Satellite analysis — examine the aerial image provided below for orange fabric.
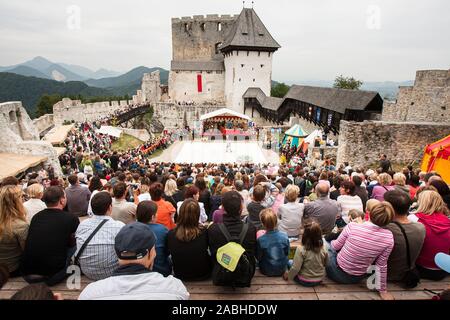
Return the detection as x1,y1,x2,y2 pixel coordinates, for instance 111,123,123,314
154,199,176,230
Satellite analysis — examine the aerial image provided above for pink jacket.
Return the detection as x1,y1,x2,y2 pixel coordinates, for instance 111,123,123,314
416,212,450,270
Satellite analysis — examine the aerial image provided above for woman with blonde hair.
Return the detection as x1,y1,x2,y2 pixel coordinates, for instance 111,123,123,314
393,172,410,195
277,184,304,237
371,173,395,201
409,190,450,280
0,185,29,276
23,183,46,221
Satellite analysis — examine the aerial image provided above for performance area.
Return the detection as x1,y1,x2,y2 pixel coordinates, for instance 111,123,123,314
153,140,280,164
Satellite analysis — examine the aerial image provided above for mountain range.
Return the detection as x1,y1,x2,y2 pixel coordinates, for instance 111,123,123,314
0,56,120,81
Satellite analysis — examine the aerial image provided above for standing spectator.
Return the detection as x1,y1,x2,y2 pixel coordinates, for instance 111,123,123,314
22,186,79,285
409,190,450,280
326,202,395,300
65,174,91,217
379,154,392,173
136,201,172,277
208,191,257,285
371,173,395,201
337,181,363,226
168,199,212,281
277,184,304,238
23,184,46,221
257,209,289,276
384,190,425,284
152,183,176,230
109,151,120,172
284,220,328,287
303,182,340,236
78,222,189,300
75,192,124,280
0,185,29,276
111,182,137,225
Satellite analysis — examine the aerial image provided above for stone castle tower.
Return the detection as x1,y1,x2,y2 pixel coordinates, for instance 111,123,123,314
168,8,280,114
141,70,161,104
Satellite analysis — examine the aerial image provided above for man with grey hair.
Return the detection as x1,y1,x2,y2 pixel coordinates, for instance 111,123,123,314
303,182,340,235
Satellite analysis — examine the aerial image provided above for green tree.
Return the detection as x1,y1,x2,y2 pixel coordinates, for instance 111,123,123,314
333,75,363,90
35,94,63,117
271,82,290,98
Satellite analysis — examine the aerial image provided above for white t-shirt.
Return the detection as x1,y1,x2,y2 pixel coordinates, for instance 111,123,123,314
24,199,47,221
337,195,363,224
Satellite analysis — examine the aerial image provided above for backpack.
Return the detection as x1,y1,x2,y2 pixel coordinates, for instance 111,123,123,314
214,223,253,288
392,222,420,288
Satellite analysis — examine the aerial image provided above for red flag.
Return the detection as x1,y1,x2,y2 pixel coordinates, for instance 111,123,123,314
197,74,202,93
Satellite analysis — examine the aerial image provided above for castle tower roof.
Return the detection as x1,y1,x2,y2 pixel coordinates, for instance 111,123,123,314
220,8,280,53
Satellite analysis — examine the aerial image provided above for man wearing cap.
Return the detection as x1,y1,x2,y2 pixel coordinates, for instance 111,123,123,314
78,222,189,300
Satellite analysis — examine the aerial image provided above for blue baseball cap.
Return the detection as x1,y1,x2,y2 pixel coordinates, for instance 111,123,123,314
114,222,156,260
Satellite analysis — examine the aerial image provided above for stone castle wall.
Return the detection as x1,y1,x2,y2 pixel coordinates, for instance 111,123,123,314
382,70,450,122
0,102,62,176
154,102,222,129
171,14,236,62
336,120,450,168
33,113,55,136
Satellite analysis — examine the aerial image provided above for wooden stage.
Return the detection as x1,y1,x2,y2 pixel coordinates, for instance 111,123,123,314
1,270,448,300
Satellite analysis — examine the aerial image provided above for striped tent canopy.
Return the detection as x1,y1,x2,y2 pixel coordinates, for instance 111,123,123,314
282,124,308,148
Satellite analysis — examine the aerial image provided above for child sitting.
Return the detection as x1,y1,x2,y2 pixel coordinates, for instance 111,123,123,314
257,209,290,276
348,209,365,224
283,219,328,286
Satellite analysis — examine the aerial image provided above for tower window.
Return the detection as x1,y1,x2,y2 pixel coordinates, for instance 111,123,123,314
200,23,206,31
241,64,244,68
258,52,261,57
236,51,239,56
253,79,255,82
184,23,190,32
239,78,241,82
261,64,264,68
268,52,271,57
217,22,222,31
247,51,249,56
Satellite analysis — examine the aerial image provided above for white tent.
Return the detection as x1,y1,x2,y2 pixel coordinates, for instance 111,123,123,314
200,108,251,121
304,129,323,145
96,126,123,138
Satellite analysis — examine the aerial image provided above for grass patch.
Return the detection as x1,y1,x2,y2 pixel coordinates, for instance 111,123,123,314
147,148,164,159
111,134,143,151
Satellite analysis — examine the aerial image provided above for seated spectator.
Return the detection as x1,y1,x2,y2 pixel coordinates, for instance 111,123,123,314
22,186,79,286
0,185,29,277
429,179,450,211
65,174,92,217
163,178,178,208
371,173,395,201
277,184,304,237
409,175,421,200
348,209,365,224
78,222,189,300
352,175,368,212
168,199,212,281
195,177,212,219
337,181,363,226
409,190,450,280
0,264,8,289
303,182,339,236
137,178,152,203
176,186,208,224
235,180,250,216
136,201,172,277
393,173,410,195
152,183,176,230
75,192,125,280
247,184,266,230
270,183,285,215
384,190,425,285
212,186,233,224
208,191,257,286
257,209,289,276
284,220,328,287
172,177,186,205
10,283,62,300
23,184,46,221
210,183,225,214
326,201,395,300
111,182,137,225
364,199,380,221
87,176,104,216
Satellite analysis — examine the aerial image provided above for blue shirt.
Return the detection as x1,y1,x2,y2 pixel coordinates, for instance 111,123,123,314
257,230,290,276
147,223,172,277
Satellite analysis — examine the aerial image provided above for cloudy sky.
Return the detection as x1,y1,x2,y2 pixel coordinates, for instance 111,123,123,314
0,0,449,82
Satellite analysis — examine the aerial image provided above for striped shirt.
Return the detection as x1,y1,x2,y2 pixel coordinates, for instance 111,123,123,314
75,215,125,280
331,222,394,292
